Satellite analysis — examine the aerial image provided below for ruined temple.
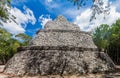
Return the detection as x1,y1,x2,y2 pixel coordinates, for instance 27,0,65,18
3,16,115,76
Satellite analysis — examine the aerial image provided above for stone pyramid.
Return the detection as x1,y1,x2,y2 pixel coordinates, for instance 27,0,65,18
4,16,115,76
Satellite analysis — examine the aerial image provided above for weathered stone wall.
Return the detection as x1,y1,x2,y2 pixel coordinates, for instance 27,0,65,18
4,46,114,76
30,30,97,48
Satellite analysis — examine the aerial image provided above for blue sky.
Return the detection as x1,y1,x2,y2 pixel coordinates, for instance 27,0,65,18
1,0,120,37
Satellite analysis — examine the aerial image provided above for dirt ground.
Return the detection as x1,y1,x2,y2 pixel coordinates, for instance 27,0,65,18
0,65,120,78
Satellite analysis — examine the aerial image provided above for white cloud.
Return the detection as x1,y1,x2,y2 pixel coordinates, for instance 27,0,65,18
47,0,53,3
39,15,52,28
62,8,82,19
40,0,81,19
74,8,92,31
44,0,59,9
1,6,36,34
11,0,27,5
2,21,25,34
74,1,120,31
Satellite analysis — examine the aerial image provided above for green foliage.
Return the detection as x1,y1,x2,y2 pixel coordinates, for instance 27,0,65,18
0,27,32,64
15,33,32,46
92,24,110,50
0,27,14,64
108,20,120,64
0,7,8,19
0,0,12,25
92,19,120,50
92,19,120,64
109,19,120,46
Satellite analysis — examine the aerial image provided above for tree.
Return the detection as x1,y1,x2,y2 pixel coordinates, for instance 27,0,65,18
0,27,16,64
15,33,32,46
0,0,10,20
107,19,120,64
0,0,16,25
92,19,120,65
92,24,110,51
0,27,32,64
68,0,110,21
109,19,120,46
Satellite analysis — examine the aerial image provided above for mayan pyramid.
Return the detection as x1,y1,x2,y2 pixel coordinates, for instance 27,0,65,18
3,16,115,76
